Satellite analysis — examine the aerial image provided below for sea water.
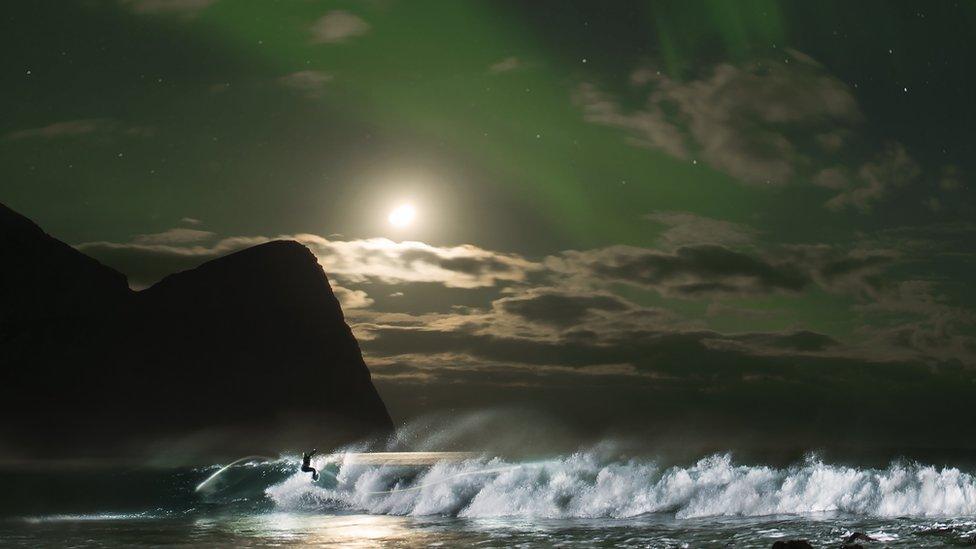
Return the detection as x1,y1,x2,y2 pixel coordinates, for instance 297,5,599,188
2,450,976,547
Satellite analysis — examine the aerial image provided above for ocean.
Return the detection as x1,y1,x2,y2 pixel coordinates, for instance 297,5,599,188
2,450,976,547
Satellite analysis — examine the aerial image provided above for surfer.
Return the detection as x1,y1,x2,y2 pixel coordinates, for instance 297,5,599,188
301,449,319,481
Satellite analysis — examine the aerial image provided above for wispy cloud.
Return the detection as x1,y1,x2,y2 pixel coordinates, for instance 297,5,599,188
6,118,155,140
489,56,522,73
78,234,541,290
120,0,218,15
574,50,931,212
278,70,333,98
310,10,371,44
7,119,109,140
132,228,215,245
825,143,921,211
330,281,374,309
645,211,758,248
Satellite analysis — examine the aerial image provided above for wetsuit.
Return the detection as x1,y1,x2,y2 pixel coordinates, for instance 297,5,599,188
301,449,319,481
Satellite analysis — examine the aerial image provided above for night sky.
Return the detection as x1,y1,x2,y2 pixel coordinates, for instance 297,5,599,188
4,1,976,455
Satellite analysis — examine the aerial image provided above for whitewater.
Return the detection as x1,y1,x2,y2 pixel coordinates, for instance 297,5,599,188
6,448,976,547
263,450,976,519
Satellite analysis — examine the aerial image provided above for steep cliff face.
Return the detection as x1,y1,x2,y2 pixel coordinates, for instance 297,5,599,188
0,204,392,460
129,240,394,443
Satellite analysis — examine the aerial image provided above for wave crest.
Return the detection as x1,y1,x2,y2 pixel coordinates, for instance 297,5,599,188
262,451,976,519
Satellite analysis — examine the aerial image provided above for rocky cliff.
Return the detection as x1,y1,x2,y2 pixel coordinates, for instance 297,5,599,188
0,203,393,461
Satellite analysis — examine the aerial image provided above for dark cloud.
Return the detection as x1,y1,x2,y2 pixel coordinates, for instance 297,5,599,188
720,331,841,354
550,244,810,298
359,314,974,448
363,323,839,375
494,290,631,328
779,245,897,299
356,275,976,452
399,249,518,277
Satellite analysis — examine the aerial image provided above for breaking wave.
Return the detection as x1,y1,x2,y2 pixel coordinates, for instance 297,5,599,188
261,451,976,519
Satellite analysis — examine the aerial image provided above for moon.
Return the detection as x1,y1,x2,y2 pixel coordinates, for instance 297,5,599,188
388,204,416,228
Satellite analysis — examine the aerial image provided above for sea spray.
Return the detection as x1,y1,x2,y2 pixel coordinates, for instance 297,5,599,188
264,451,976,519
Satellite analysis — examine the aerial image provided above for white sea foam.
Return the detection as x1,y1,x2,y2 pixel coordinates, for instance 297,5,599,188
22,512,159,523
265,451,976,519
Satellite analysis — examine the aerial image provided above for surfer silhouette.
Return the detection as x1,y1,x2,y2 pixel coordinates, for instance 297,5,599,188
301,449,319,481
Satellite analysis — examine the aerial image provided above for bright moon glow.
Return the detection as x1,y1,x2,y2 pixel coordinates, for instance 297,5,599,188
388,204,416,228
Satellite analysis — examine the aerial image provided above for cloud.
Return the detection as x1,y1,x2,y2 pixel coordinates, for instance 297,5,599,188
717,330,840,354
493,289,633,329
358,288,697,366
310,10,371,44
940,165,963,191
825,143,921,211
645,211,758,248
298,235,542,289
856,221,976,259
575,50,927,211
76,236,269,289
359,310,976,450
781,244,896,299
75,227,973,370
278,70,333,98
361,319,864,377
577,51,860,185
330,282,374,309
6,119,155,140
132,228,215,245
541,240,902,302
574,82,689,160
78,234,541,290
345,239,974,408
489,57,522,73
354,280,972,406
812,167,850,190
548,244,809,298
852,280,976,364
120,0,218,14
6,119,110,140
80,227,902,305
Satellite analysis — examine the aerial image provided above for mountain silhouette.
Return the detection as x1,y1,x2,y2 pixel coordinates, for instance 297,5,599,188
0,203,392,462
